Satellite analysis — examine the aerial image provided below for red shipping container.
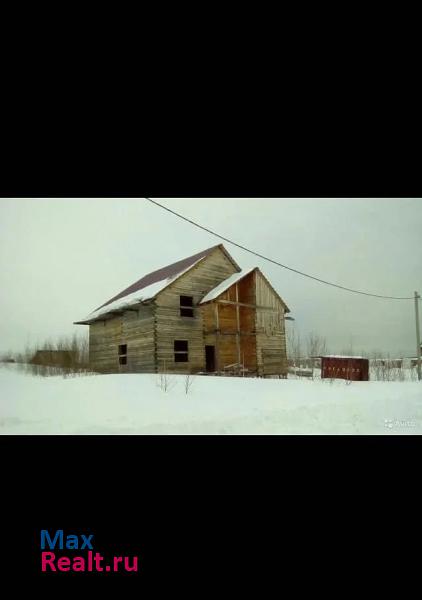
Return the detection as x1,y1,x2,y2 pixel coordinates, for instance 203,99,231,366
321,356,369,381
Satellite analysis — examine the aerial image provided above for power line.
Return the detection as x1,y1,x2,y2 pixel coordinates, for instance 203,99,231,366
145,198,415,301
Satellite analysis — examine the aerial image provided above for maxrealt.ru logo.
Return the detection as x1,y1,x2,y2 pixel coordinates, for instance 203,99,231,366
40,530,139,573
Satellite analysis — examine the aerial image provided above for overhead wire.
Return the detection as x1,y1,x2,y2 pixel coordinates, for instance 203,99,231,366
145,198,415,301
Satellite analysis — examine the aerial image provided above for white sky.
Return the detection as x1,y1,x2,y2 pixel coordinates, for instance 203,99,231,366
0,198,421,357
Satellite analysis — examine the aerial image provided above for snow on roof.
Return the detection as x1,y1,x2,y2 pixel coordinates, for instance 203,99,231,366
75,257,206,324
95,245,224,312
199,268,256,304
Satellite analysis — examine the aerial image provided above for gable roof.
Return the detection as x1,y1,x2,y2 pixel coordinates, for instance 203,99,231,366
74,244,240,324
200,266,290,312
199,267,256,304
255,268,290,313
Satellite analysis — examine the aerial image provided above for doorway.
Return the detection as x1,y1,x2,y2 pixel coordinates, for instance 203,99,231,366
205,345,215,372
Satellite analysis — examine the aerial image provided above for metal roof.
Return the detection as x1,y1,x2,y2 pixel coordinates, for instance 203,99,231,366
74,244,241,324
95,244,239,312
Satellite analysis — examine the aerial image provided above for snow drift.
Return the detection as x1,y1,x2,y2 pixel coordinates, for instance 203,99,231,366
0,364,421,435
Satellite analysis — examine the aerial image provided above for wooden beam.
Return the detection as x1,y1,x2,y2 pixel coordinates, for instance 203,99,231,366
217,299,280,312
215,303,220,371
206,331,256,336
235,283,241,365
252,268,258,375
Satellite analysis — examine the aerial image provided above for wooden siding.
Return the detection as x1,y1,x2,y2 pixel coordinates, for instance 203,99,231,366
89,304,155,373
255,270,287,376
201,270,257,372
202,303,216,335
155,246,239,373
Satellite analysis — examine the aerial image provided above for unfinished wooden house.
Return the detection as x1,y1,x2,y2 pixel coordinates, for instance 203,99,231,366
74,244,290,376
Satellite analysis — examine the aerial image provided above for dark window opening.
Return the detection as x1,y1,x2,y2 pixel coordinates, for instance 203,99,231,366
174,340,189,362
174,340,188,351
180,295,194,317
118,343,127,366
175,353,188,362
180,296,193,306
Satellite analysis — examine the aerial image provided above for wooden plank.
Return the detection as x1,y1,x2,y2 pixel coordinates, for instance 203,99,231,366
235,282,241,365
89,306,156,373
217,300,280,311
154,246,238,373
254,270,288,376
215,303,220,371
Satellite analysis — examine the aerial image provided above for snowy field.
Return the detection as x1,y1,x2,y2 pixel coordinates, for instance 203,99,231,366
1,364,421,434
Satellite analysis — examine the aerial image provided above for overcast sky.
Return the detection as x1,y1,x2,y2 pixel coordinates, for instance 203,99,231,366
0,198,421,357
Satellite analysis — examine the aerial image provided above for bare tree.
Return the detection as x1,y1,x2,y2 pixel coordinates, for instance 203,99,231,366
184,373,195,395
286,325,302,368
156,360,176,392
367,350,408,382
0,349,15,363
306,332,328,366
13,332,92,376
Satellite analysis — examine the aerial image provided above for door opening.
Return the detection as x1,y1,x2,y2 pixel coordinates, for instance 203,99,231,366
205,345,215,372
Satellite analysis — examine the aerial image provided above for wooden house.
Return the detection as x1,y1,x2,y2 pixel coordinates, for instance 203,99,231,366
30,349,77,367
74,244,290,376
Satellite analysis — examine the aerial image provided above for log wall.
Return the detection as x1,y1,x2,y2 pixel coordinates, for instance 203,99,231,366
89,304,155,373
255,271,287,376
155,247,238,373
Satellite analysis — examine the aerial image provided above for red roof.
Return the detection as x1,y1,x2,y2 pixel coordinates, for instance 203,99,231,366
96,244,239,311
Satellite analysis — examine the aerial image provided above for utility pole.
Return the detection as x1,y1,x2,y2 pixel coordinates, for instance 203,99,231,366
415,291,421,381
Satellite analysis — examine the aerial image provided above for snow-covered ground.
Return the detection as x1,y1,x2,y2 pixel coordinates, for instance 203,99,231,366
0,364,421,434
